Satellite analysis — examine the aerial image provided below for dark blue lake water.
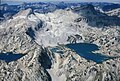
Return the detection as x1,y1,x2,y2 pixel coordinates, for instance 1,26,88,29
51,43,115,63
66,43,113,63
0,52,24,63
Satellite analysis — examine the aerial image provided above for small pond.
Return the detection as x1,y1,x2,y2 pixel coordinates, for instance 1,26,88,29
0,52,24,63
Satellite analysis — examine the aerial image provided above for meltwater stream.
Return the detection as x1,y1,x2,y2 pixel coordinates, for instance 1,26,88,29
0,52,24,63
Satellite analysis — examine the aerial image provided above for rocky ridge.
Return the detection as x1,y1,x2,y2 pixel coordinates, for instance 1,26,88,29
105,8,120,17
0,9,52,81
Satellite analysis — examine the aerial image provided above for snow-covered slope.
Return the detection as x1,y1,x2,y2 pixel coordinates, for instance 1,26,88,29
33,6,120,48
34,9,83,46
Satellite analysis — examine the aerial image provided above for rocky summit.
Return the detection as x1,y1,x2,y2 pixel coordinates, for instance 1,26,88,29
0,2,120,81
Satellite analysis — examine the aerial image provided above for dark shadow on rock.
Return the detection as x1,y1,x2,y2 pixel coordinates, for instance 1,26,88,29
39,48,52,69
38,48,52,81
26,21,43,40
26,27,35,40
86,15,120,27
34,21,43,31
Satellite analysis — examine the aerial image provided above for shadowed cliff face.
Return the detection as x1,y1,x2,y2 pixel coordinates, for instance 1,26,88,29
39,48,52,69
26,27,36,40
26,21,43,40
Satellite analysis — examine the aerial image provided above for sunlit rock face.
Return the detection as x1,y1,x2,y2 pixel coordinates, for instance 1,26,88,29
0,3,120,81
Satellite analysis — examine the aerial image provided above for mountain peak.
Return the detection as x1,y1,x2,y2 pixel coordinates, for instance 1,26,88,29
80,4,95,10
72,4,97,16
13,8,33,18
72,4,95,11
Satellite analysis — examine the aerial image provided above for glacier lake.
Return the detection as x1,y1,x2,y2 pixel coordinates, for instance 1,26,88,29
0,52,24,63
66,43,115,63
51,43,116,63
